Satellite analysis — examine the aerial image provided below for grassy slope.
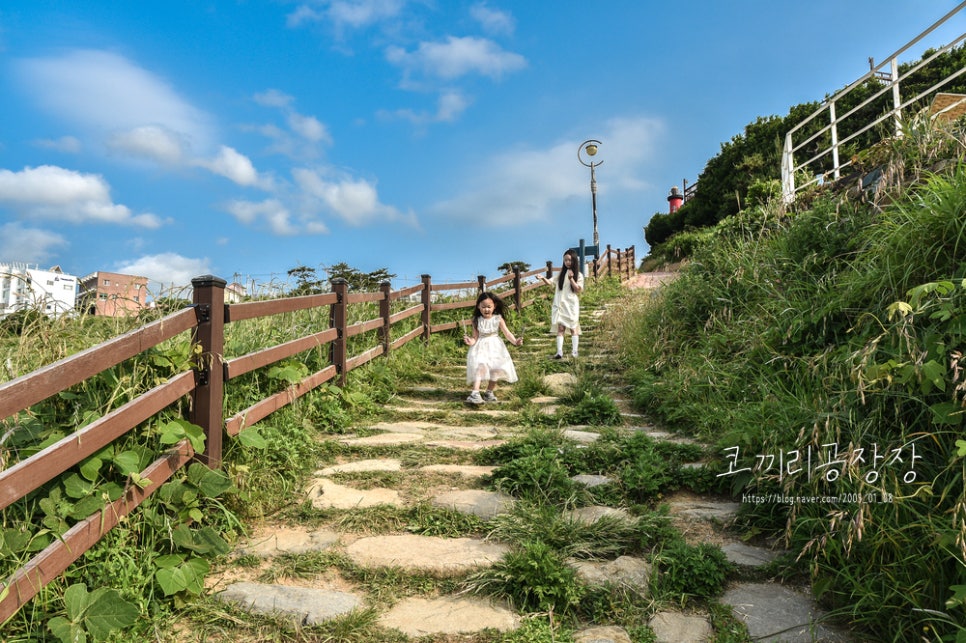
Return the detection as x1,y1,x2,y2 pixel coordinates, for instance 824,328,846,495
617,119,966,640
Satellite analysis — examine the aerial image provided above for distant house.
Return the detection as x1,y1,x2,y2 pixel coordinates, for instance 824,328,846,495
78,271,149,317
0,263,79,318
226,282,248,303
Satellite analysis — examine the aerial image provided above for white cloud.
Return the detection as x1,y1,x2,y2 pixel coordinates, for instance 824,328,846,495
251,89,332,159
288,112,330,143
225,198,306,236
0,165,163,228
33,136,82,154
193,146,263,187
471,3,515,36
254,89,294,108
287,0,405,30
0,223,68,264
431,115,664,226
379,90,471,125
16,49,215,152
114,253,212,292
107,125,187,164
293,167,417,227
386,36,526,81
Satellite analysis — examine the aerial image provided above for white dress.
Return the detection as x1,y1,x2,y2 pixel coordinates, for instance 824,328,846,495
550,271,583,334
466,315,518,384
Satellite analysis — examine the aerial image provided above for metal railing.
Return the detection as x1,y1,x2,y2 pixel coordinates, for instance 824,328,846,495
782,2,966,203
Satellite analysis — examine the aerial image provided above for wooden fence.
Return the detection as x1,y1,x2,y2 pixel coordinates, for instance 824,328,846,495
0,246,635,621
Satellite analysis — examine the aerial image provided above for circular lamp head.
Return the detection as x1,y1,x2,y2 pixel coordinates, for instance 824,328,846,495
585,143,598,156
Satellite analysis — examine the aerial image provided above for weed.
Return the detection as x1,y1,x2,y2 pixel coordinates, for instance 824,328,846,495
652,541,734,603
466,540,584,615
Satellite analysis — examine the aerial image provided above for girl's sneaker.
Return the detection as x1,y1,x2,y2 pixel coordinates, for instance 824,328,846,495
466,391,484,405
483,391,497,402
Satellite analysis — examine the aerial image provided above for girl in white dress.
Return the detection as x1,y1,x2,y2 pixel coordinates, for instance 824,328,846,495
464,291,523,404
539,249,584,359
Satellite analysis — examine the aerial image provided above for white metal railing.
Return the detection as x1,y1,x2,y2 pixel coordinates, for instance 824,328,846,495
782,2,966,203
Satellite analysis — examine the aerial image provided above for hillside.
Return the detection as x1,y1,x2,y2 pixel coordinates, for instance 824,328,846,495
616,114,966,640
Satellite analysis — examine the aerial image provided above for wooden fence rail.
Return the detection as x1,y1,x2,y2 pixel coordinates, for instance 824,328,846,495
0,246,633,622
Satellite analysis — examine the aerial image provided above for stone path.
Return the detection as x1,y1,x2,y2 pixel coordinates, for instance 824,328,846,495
208,283,856,642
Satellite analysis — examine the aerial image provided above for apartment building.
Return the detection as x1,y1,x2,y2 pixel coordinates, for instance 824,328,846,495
0,263,78,318
78,271,148,317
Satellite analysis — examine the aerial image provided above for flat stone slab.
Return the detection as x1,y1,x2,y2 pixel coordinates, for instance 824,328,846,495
543,373,578,395
574,625,633,643
345,534,509,575
425,439,505,451
564,429,600,443
341,432,424,447
217,582,360,625
722,582,851,642
721,541,780,567
318,458,401,475
378,596,519,636
305,478,402,509
235,527,340,558
668,499,740,523
565,505,632,524
648,611,713,642
421,464,496,478
572,474,612,488
432,489,515,519
530,396,560,405
570,555,651,592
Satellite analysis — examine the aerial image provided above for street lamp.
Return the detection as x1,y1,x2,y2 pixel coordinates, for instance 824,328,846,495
577,139,602,249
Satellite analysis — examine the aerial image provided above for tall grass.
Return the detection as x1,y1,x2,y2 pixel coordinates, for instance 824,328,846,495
605,117,966,640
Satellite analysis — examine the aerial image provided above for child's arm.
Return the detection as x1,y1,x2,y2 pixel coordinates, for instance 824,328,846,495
463,324,479,345
570,271,583,294
499,317,524,346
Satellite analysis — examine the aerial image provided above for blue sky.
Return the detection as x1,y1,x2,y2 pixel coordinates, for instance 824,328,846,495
1,1,964,294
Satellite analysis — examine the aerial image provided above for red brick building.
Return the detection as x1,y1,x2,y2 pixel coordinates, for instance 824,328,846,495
78,271,149,317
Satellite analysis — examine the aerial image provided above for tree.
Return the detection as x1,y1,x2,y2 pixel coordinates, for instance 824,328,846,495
498,261,530,275
324,263,396,291
287,265,326,296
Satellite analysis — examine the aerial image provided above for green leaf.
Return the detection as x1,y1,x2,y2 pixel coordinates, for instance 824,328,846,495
156,556,209,596
171,524,230,555
238,426,267,449
956,439,966,457
64,473,96,499
112,450,144,475
187,463,232,497
83,587,138,639
48,616,86,643
930,402,963,426
920,359,946,394
67,494,106,521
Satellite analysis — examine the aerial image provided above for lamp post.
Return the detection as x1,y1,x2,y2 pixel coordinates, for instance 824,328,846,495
577,139,602,249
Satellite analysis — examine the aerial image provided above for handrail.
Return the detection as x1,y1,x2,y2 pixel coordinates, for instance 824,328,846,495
781,3,966,202
0,247,636,622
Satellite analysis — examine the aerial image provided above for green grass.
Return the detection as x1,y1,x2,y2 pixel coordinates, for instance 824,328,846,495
605,117,966,641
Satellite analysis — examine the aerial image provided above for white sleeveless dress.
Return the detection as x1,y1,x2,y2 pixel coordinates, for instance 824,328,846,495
466,315,518,384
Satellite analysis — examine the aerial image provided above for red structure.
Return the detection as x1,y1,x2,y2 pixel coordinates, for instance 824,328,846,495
667,186,684,213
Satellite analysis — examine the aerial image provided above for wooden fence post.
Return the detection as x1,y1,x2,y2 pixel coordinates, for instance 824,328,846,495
421,274,432,341
477,275,486,293
190,275,226,469
546,260,553,280
379,281,391,355
606,245,613,277
512,267,522,313
330,278,348,384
